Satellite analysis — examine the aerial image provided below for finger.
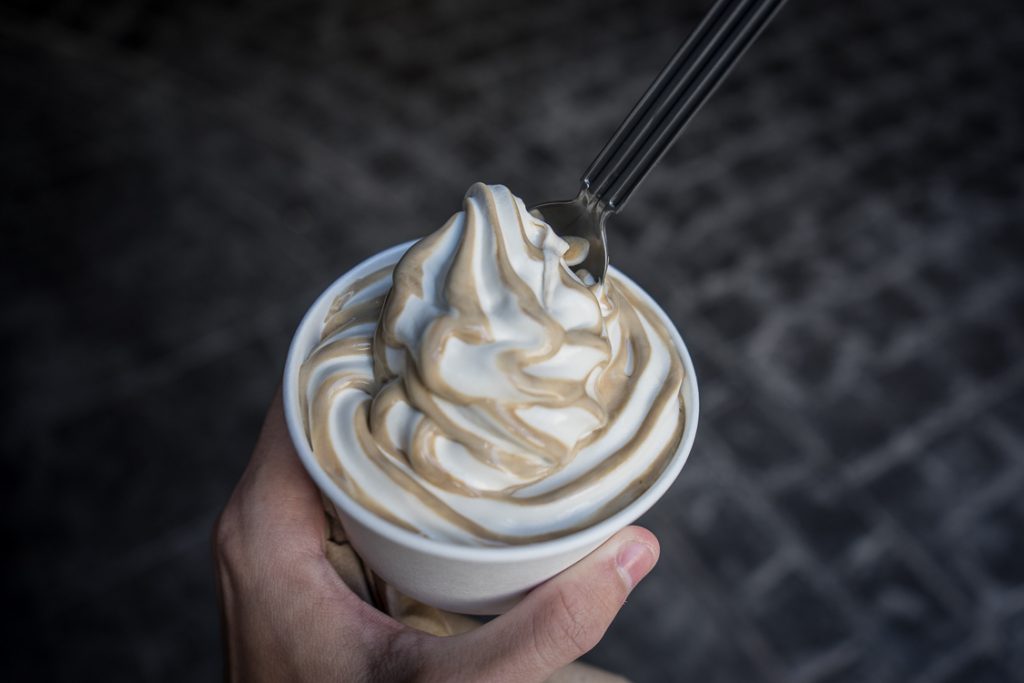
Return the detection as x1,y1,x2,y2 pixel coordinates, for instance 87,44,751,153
221,389,325,555
439,526,659,682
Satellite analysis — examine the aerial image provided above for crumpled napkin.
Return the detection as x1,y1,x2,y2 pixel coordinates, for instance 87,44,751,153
323,509,628,682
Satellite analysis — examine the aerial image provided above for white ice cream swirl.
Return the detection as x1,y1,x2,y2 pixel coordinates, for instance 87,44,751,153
300,183,685,545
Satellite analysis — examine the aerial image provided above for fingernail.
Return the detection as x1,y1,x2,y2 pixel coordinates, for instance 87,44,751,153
616,541,656,590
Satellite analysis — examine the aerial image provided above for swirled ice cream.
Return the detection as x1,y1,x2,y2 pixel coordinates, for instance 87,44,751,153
299,183,686,545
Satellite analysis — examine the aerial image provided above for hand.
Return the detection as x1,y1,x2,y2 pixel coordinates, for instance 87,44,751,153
214,392,659,682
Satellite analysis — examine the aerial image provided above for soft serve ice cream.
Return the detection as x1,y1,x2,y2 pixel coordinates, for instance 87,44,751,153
299,183,686,545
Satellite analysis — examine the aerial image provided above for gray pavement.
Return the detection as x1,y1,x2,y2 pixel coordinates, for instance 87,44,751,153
2,0,1023,680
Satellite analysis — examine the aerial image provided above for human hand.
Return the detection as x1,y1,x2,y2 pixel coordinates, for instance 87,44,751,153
214,393,659,682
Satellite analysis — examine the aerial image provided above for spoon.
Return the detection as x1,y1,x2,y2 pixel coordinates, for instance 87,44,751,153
533,0,788,284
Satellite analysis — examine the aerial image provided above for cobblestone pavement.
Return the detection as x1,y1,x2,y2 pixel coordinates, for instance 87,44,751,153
3,0,1023,680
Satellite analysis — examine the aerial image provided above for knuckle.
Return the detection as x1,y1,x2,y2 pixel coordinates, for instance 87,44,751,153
211,510,231,555
212,508,233,547
535,586,602,666
212,505,244,567
369,628,428,682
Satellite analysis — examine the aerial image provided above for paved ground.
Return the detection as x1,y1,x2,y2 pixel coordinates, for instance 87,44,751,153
3,0,1023,680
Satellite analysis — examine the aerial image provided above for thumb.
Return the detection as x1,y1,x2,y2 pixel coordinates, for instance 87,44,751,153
443,526,659,683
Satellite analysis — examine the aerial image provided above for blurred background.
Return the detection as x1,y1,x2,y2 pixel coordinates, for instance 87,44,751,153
3,0,1023,680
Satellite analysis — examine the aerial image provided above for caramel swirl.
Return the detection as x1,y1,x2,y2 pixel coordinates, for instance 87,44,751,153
300,183,686,545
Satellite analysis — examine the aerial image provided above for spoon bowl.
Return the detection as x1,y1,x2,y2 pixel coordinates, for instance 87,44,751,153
531,190,609,285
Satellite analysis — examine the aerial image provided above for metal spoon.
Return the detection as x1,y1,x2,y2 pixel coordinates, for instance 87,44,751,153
533,0,788,284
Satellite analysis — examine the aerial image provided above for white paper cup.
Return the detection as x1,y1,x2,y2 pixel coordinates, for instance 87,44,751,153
283,241,699,614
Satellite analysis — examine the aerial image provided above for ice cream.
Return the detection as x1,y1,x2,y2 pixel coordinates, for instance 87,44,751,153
299,183,686,545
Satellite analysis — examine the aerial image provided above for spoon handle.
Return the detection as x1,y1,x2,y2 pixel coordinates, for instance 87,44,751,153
583,0,787,212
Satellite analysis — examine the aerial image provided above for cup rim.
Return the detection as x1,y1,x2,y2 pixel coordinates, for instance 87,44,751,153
283,241,699,563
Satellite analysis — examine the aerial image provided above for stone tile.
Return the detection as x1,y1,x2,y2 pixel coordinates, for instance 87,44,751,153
776,477,873,563
939,656,1016,683
837,285,926,352
815,660,872,683
966,498,1024,591
843,543,968,680
678,488,781,588
872,357,953,427
865,429,1009,536
590,574,764,682
750,571,852,668
814,390,894,460
770,320,844,389
947,316,1016,381
993,389,1024,436
1003,610,1024,676
766,257,823,305
697,291,764,341
709,396,807,475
